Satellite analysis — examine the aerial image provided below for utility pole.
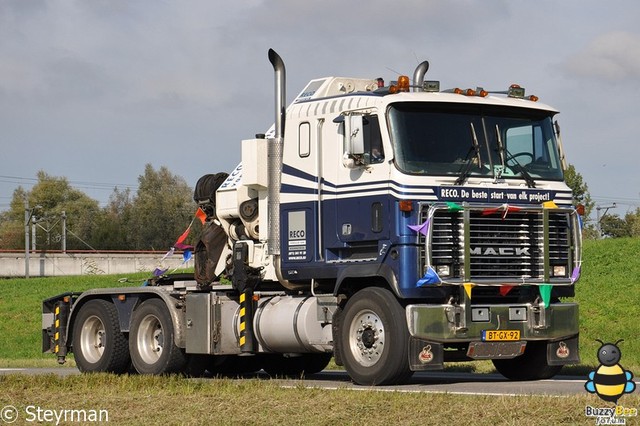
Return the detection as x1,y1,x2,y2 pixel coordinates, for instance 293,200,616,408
32,219,37,251
24,199,42,278
24,198,30,279
596,203,617,239
61,211,67,253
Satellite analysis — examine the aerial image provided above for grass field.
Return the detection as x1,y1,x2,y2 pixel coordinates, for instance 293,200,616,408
2,374,638,425
1,238,639,424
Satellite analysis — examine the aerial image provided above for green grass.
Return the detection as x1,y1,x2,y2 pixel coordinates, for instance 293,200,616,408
1,240,640,424
1,238,640,374
1,374,638,425
0,273,146,364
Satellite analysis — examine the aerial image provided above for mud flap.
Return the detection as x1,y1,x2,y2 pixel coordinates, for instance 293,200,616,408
547,336,580,365
409,337,444,371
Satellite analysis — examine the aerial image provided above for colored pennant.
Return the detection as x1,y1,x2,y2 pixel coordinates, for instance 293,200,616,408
408,219,430,236
182,249,193,263
446,202,463,212
196,207,207,225
499,285,515,296
570,265,581,283
482,203,521,219
153,267,168,277
463,283,476,299
161,247,175,261
539,284,553,308
175,226,191,246
174,242,194,251
543,201,558,209
416,266,441,286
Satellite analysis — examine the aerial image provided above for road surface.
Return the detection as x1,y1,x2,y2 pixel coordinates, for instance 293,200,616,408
0,367,590,397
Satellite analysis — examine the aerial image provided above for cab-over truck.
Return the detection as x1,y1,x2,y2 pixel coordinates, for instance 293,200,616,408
43,49,582,385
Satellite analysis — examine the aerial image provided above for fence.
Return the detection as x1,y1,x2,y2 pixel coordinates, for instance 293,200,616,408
0,251,192,278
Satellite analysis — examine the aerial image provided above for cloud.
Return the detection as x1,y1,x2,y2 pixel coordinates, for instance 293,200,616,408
563,31,640,81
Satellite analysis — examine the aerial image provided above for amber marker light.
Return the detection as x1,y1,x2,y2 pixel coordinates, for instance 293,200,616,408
397,75,410,92
399,200,413,212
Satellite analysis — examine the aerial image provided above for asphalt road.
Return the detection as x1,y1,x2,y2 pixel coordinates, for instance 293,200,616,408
0,367,590,396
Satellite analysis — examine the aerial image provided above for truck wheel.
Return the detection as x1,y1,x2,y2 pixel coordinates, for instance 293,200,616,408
72,299,130,373
129,299,187,375
492,341,563,380
339,287,413,385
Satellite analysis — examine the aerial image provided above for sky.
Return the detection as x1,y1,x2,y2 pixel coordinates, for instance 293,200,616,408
1,0,639,219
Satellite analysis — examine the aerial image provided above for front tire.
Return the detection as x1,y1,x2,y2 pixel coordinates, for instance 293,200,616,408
492,341,563,380
339,287,413,385
129,299,187,375
72,299,130,373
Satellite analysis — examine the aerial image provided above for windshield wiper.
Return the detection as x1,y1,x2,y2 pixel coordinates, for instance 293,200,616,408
494,124,506,170
495,124,536,188
455,122,483,185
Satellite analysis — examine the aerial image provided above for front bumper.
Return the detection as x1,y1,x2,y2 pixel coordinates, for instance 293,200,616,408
406,301,579,342
405,301,579,371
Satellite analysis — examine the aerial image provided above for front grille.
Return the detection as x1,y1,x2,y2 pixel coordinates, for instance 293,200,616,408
420,204,575,282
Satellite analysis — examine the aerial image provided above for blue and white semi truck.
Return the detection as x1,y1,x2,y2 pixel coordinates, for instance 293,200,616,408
43,49,582,385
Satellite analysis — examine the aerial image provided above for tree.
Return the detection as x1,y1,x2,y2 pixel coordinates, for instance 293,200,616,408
625,208,640,237
564,164,594,218
90,188,133,250
0,172,101,250
125,164,194,250
599,214,630,238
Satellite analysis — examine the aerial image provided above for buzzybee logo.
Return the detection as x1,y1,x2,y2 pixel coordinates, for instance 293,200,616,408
585,339,636,403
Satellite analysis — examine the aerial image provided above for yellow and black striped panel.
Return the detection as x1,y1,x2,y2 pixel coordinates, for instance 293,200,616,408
239,292,247,347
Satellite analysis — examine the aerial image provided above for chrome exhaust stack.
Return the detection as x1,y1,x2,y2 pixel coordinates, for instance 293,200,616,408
267,48,285,256
413,60,430,92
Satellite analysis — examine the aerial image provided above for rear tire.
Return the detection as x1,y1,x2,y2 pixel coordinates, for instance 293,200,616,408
339,287,413,385
129,299,187,375
492,341,563,380
72,299,130,373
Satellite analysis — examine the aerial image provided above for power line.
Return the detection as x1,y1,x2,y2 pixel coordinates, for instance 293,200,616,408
0,174,138,191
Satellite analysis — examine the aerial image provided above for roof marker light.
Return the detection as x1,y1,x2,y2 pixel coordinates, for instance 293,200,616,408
398,75,410,92
508,84,525,98
423,81,440,92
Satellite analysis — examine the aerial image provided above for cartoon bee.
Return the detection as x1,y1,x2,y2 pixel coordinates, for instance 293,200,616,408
585,339,636,403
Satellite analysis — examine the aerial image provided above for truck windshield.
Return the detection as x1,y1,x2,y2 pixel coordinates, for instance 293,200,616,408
387,102,564,181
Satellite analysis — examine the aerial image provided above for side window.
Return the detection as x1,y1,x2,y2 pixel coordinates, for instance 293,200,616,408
363,115,384,164
299,122,311,158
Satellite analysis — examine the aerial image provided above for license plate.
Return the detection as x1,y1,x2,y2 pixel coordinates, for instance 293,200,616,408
482,330,520,341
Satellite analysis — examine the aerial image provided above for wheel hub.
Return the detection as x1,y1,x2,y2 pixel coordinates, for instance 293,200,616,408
349,310,385,367
81,315,106,364
361,327,376,348
137,315,164,364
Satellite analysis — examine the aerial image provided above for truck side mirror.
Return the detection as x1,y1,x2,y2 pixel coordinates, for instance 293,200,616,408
346,115,365,156
341,115,365,169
